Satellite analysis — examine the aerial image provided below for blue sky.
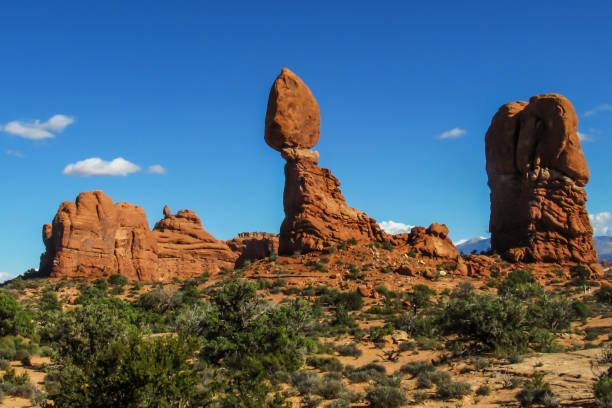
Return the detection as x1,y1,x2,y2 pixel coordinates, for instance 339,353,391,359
1,1,612,279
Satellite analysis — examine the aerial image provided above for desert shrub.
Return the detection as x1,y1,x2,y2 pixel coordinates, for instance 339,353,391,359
108,274,128,286
498,270,543,299
398,340,417,352
381,241,394,251
399,360,434,377
476,384,491,396
333,306,356,328
39,288,62,312
315,376,345,399
436,380,471,400
348,238,358,246
570,265,591,284
516,373,558,407
344,363,388,384
407,284,436,312
134,288,183,314
327,399,350,408
291,370,321,395
346,264,365,281
307,356,343,372
75,285,107,304
46,333,201,407
416,370,451,389
572,301,589,320
452,280,475,298
413,391,429,403
337,291,363,311
594,372,612,407
0,294,34,337
439,290,567,355
597,285,612,304
0,359,9,369
369,323,394,343
365,385,406,408
334,342,362,358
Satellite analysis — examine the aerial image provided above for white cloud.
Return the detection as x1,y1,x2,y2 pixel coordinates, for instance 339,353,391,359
62,157,141,177
590,211,612,236
437,127,466,139
147,164,166,174
0,272,13,283
5,149,25,158
584,104,612,117
2,114,75,140
379,220,414,235
578,131,595,142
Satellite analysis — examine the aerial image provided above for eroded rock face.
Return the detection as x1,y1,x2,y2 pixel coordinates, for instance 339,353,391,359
226,232,279,267
486,93,598,266
152,208,237,280
279,147,387,253
40,191,237,281
265,69,386,254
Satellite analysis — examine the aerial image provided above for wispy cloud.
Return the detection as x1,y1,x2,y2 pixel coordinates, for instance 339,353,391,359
0,272,13,283
578,131,595,142
1,114,75,140
147,164,166,175
62,157,141,177
584,104,612,118
379,220,414,235
437,127,466,139
590,211,612,235
5,149,25,158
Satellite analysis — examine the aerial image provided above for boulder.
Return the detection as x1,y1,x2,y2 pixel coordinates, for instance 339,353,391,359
265,68,320,151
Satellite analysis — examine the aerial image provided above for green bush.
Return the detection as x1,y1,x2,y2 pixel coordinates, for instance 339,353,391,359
597,285,612,304
334,342,362,358
0,294,34,337
436,380,472,400
570,265,591,284
365,385,406,408
476,384,491,396
400,360,434,377
108,274,128,286
515,373,558,407
594,373,612,407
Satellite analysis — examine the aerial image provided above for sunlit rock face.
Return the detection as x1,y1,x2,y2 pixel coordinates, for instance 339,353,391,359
485,93,598,267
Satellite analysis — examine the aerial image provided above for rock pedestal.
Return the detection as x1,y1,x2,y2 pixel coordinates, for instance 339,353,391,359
265,68,386,254
485,93,598,266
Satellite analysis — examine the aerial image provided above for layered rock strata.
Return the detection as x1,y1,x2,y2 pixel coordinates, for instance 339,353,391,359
486,93,599,266
265,68,387,254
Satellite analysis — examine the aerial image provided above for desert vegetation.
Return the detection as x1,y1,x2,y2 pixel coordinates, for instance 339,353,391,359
0,255,610,407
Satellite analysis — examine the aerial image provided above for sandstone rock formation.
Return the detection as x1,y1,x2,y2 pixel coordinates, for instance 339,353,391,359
486,93,599,268
265,68,387,254
153,208,237,280
226,232,279,267
40,191,237,281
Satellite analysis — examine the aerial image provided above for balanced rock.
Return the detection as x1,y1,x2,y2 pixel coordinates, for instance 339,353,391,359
265,68,320,151
40,191,237,281
485,93,598,267
265,69,385,254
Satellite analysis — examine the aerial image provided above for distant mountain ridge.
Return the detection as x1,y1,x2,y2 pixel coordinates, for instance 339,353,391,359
455,236,612,262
